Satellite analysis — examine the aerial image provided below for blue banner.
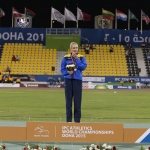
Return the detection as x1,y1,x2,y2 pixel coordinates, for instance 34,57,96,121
32,75,150,84
0,28,46,45
0,28,150,47
105,76,150,83
80,29,150,47
113,85,136,89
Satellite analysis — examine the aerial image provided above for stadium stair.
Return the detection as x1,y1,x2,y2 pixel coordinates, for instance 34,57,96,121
135,48,147,76
125,47,139,76
142,47,150,76
0,43,57,75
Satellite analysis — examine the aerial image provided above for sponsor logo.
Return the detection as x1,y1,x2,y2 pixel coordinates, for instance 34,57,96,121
16,17,30,28
97,16,111,29
117,86,128,89
34,126,49,138
141,78,150,82
128,86,132,89
47,85,61,88
115,78,140,82
27,84,38,87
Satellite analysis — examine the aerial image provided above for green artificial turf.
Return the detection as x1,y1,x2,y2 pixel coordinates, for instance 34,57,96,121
0,88,149,123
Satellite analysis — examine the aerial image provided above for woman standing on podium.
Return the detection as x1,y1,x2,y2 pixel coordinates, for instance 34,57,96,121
60,42,87,123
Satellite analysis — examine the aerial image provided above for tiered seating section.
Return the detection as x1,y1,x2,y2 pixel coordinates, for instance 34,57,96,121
142,47,150,75
125,47,139,76
0,43,57,75
78,44,128,76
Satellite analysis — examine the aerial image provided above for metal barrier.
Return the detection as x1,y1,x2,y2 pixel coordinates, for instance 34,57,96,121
46,28,81,35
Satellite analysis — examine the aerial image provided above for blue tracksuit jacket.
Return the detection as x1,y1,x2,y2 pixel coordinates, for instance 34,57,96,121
60,54,87,80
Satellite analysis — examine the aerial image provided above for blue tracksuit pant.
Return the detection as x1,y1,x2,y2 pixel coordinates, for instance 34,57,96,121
65,78,82,122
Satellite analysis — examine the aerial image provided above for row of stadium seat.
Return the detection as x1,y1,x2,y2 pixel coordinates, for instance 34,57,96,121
78,47,128,76
0,43,128,76
0,44,57,75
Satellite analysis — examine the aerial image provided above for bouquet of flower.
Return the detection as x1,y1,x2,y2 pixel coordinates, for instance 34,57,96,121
0,142,6,150
23,143,60,150
66,63,77,71
79,143,117,150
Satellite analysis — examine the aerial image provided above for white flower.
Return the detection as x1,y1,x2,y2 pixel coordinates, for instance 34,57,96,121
102,143,107,147
91,144,95,147
107,145,112,149
70,64,75,67
89,147,93,150
74,69,77,71
28,145,30,149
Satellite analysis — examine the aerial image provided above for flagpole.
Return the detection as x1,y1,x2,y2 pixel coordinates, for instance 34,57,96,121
51,7,52,28
115,9,117,29
25,7,26,16
128,9,130,30
141,9,142,34
102,8,103,29
64,7,66,28
77,7,78,28
12,7,13,27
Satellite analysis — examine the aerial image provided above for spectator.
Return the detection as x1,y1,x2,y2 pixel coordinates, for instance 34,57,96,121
9,76,14,83
0,72,3,83
15,55,20,61
109,46,114,53
89,44,93,51
85,45,90,54
4,75,9,83
12,55,16,61
125,50,129,56
16,77,21,84
6,66,11,74
129,49,133,55
128,78,131,83
147,52,150,61
120,79,124,86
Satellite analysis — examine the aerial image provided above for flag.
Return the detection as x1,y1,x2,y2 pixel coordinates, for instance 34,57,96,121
65,8,76,21
51,7,64,24
116,10,127,21
77,7,91,21
130,10,138,22
13,8,22,17
102,9,114,20
25,8,36,17
0,8,5,18
142,10,150,25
